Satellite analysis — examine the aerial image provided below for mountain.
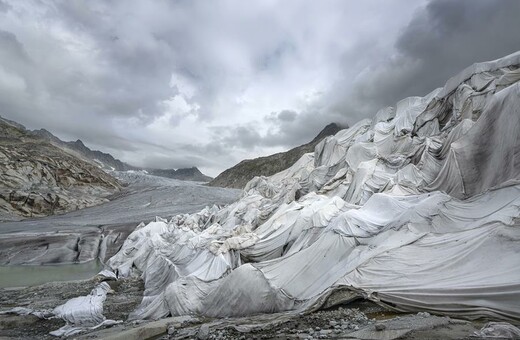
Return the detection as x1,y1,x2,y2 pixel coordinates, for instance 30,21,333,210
33,129,135,171
146,167,213,182
32,128,138,172
32,128,212,182
0,117,121,219
208,123,344,189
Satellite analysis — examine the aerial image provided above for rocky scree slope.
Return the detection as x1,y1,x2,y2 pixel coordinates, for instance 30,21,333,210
209,122,343,189
0,117,121,219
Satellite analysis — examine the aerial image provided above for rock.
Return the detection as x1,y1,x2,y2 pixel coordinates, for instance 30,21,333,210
375,323,386,331
474,322,520,339
0,116,121,219
197,324,210,340
147,167,213,182
208,123,344,189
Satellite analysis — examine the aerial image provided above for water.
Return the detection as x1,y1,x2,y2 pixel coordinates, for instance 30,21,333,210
0,260,104,288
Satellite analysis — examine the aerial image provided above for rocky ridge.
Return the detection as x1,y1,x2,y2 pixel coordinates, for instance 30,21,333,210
33,127,213,182
209,123,343,189
31,129,134,172
0,117,121,219
146,167,212,182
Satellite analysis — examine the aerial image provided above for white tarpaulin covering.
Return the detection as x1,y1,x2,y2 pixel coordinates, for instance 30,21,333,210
107,51,520,322
2,281,121,337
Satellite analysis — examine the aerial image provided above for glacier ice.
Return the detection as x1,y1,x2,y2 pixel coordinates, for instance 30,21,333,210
107,51,520,322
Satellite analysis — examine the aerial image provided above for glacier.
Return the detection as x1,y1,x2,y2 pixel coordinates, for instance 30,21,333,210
106,51,520,324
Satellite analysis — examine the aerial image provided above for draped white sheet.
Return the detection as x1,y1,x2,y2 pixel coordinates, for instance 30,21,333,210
105,51,520,322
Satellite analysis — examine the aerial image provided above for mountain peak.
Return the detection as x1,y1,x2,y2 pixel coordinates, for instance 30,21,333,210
209,122,344,189
311,123,344,144
147,167,213,182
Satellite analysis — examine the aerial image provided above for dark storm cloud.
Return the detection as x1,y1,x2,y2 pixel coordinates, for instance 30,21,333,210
395,0,520,98
328,0,520,124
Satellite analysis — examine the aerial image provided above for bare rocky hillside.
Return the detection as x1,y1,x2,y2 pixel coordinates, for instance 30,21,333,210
0,117,121,219
209,123,343,189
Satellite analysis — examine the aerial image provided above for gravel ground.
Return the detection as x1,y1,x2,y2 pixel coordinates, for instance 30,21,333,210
0,275,144,339
158,303,488,340
0,279,506,340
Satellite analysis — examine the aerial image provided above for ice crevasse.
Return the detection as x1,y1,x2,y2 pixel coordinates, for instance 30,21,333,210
108,51,520,322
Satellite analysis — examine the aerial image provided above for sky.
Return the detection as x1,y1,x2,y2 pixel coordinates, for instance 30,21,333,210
0,0,519,177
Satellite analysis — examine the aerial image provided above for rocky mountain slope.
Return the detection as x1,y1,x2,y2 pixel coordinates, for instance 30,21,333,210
0,117,121,219
33,128,212,182
146,167,212,182
209,123,343,189
101,51,520,325
32,129,134,171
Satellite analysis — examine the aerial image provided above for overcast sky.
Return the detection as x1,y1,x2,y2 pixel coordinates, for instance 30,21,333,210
1,0,519,176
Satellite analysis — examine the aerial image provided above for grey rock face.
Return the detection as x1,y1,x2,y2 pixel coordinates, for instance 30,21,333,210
32,128,135,172
209,123,344,189
197,324,210,339
0,117,121,219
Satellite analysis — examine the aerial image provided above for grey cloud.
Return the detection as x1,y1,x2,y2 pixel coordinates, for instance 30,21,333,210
118,140,237,176
328,0,520,124
0,30,29,63
140,153,210,170
2,2,178,125
217,125,263,150
395,0,520,93
214,107,347,154
0,1,10,13
264,110,298,124
277,110,297,122
0,0,518,176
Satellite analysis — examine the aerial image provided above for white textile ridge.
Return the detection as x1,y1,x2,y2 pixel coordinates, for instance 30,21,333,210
107,51,520,322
